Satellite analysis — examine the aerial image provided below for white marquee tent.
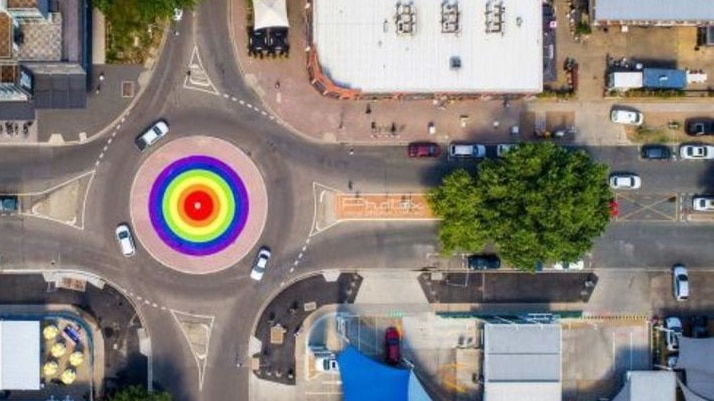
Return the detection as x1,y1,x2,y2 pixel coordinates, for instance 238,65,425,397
253,0,289,30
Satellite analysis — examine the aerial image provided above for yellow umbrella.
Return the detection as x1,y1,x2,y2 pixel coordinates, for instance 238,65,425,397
69,351,84,367
43,361,59,377
60,369,76,385
50,342,66,358
43,325,59,340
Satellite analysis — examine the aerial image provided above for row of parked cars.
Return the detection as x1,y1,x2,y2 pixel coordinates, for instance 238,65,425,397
464,254,585,271
408,142,516,159
610,106,714,137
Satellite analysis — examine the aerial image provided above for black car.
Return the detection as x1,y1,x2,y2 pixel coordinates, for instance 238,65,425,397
467,254,501,270
685,119,714,136
640,144,672,160
691,316,709,338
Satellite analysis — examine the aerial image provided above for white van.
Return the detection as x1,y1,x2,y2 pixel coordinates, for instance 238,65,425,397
448,143,486,158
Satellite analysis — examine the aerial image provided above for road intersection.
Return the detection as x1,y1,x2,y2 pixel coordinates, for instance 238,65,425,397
0,1,712,401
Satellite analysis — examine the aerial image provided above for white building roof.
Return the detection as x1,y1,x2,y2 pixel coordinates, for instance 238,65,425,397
312,0,543,93
253,0,289,30
611,371,676,401
483,323,561,401
593,0,714,22
610,72,643,89
0,321,40,390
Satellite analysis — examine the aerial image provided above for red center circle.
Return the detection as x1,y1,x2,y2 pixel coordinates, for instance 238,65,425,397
183,190,215,221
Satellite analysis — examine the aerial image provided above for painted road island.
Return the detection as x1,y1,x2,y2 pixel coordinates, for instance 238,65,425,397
130,136,268,274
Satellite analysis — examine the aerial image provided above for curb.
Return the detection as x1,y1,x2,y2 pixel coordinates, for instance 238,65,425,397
17,21,172,148
227,0,326,146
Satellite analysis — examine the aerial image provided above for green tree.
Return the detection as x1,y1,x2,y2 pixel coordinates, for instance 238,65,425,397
428,142,611,271
106,386,171,401
94,0,198,20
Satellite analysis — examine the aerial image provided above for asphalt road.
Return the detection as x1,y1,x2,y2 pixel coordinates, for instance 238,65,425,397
0,1,712,401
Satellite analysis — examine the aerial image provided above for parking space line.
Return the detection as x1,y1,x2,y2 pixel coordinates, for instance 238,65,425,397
615,193,678,222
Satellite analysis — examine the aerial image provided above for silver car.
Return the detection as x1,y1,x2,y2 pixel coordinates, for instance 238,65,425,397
680,144,714,160
693,196,714,212
135,120,169,152
610,108,643,126
115,224,136,257
609,173,641,190
250,247,272,281
672,264,689,302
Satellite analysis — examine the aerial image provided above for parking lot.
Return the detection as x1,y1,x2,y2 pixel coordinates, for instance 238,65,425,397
303,311,481,401
561,319,651,401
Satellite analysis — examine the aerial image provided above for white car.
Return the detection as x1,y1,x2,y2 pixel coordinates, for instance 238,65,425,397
115,224,136,257
664,316,683,352
173,8,184,21
610,108,644,126
135,120,169,152
680,144,714,160
672,264,689,302
609,173,641,190
496,144,518,157
553,259,585,270
250,247,272,281
693,196,714,212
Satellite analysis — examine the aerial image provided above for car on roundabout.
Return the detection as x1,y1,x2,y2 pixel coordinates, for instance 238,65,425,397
680,144,714,160
135,120,169,152
115,224,136,257
609,173,641,190
250,247,272,281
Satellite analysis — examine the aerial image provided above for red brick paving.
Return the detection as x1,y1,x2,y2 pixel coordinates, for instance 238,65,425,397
230,0,524,146
130,136,268,275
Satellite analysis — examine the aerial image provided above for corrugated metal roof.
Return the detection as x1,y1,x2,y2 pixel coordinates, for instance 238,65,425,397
594,0,714,22
642,68,687,89
483,324,561,401
313,0,543,93
0,321,40,391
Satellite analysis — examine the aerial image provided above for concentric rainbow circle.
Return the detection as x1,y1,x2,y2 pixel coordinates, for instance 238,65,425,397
148,155,249,256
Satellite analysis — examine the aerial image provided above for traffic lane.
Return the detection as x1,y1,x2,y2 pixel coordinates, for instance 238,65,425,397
0,144,104,193
300,221,439,271
592,222,714,269
587,146,714,193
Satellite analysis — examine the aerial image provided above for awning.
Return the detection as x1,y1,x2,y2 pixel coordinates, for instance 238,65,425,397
253,0,289,30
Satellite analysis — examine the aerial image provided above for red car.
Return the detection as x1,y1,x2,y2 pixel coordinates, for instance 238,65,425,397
408,142,440,158
384,327,401,365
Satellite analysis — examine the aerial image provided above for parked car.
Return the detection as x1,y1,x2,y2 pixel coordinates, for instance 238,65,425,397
553,259,585,270
384,327,400,365
665,316,683,352
610,107,643,126
672,264,689,301
467,254,501,270
685,118,714,136
0,195,19,215
690,316,709,338
640,144,672,160
408,142,440,158
692,196,714,212
173,8,184,21
667,353,679,369
680,144,714,160
250,247,271,281
609,173,641,190
448,143,486,159
135,120,170,152
115,224,136,257
496,144,518,157
315,354,338,372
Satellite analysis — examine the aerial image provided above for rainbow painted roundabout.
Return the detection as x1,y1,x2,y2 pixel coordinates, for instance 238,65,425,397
130,136,268,274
